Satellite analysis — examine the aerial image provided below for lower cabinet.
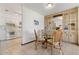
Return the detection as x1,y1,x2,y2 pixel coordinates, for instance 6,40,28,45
69,31,77,43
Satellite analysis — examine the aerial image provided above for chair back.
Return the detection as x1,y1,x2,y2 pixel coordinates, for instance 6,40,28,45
53,30,63,42
36,29,45,40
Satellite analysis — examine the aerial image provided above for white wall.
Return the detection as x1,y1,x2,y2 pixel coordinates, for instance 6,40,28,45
22,6,44,44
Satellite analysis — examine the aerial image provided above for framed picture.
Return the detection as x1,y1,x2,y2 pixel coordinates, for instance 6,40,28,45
34,20,39,25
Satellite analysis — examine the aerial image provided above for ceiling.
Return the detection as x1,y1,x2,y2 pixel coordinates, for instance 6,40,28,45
24,3,79,16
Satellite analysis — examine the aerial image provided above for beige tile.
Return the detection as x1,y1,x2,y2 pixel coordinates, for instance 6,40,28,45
0,38,79,55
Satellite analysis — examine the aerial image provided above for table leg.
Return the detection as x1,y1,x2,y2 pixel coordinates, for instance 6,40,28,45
42,38,47,48
45,39,47,48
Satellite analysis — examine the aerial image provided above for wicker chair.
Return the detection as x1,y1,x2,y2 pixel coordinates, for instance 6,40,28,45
34,29,44,50
47,29,63,55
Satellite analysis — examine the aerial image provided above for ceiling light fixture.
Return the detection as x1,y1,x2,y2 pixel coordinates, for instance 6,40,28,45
47,3,52,8
46,3,55,9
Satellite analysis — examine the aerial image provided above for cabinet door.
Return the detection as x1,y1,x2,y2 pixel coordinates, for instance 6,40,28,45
63,13,70,42
69,31,77,43
44,18,49,34
44,16,53,35
69,11,78,43
63,13,70,25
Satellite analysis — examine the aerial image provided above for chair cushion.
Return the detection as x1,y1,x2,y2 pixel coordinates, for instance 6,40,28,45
47,39,53,44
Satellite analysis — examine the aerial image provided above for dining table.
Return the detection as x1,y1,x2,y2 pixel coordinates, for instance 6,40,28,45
42,34,53,48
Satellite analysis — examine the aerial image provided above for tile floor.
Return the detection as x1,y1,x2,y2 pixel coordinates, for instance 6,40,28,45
0,38,79,55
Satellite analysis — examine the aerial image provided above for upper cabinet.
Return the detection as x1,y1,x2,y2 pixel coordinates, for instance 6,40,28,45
63,8,78,31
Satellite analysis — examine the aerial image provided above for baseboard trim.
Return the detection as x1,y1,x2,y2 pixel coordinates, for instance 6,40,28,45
21,40,35,45
0,37,21,41
8,37,21,40
63,41,78,45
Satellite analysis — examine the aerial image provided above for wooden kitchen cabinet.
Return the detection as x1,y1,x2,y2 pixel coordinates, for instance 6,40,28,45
44,7,79,44
63,8,78,44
